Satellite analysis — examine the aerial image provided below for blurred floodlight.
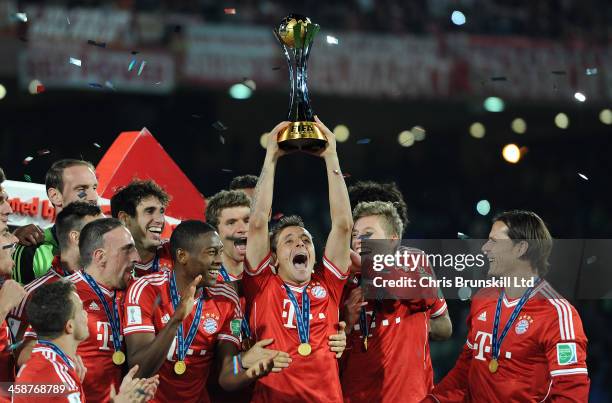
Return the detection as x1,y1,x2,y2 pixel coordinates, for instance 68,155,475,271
260,133,268,149
398,130,415,147
484,97,505,112
511,118,527,134
554,113,569,129
411,126,426,141
599,109,612,125
469,122,485,138
574,92,586,102
476,199,491,216
333,125,350,142
0,84,6,100
502,144,521,163
229,83,252,99
451,11,466,25
28,79,42,95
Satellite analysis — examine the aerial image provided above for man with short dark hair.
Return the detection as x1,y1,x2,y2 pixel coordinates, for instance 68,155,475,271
12,159,99,284
15,281,159,403
244,118,352,402
229,175,258,199
112,179,172,277
426,210,590,402
124,220,284,402
348,181,409,230
67,218,140,402
8,202,104,365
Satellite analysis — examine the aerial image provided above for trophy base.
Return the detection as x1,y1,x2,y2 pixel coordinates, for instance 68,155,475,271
278,121,327,152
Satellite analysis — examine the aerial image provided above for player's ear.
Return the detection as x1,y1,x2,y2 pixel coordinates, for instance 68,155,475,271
47,187,63,208
65,317,75,336
117,211,130,225
92,248,106,267
176,248,188,265
514,240,529,259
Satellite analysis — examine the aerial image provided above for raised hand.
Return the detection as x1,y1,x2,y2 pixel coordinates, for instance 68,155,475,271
264,121,292,162
244,355,276,380
13,224,44,246
308,116,337,159
111,365,160,403
173,275,201,322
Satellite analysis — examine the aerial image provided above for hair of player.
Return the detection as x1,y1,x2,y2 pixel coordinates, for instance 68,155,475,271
170,220,217,261
229,175,258,191
353,201,403,238
205,190,251,229
110,179,170,218
493,210,553,277
79,218,124,268
45,159,95,193
348,181,409,232
56,202,103,251
0,167,5,184
27,280,77,340
269,215,306,253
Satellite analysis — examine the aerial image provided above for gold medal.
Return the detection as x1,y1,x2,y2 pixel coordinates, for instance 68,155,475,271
488,358,498,373
112,351,125,366
174,360,187,375
297,343,312,356
363,337,368,351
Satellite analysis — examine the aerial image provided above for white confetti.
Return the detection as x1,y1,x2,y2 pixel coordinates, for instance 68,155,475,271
15,13,27,22
578,173,588,181
326,35,339,45
24,156,33,163
585,68,598,76
574,92,586,102
69,57,81,67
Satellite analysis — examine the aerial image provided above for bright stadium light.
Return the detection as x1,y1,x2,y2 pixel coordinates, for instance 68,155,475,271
0,84,6,100
333,125,350,142
411,126,426,141
511,118,526,134
502,144,521,163
484,97,505,112
554,113,569,129
451,11,466,25
469,122,485,138
476,200,491,216
398,130,415,147
574,92,586,102
599,109,612,125
260,132,268,149
229,83,252,99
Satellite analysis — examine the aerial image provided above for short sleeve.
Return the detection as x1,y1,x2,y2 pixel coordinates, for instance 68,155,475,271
242,252,274,302
429,299,448,318
216,303,241,348
123,279,157,335
320,255,348,304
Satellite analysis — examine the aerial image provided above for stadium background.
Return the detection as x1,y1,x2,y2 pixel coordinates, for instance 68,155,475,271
0,0,610,401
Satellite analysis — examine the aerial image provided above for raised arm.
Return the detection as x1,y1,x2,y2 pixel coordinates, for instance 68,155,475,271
314,116,353,273
246,122,290,269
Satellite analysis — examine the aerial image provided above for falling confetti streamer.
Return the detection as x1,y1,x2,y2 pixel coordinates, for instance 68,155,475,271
23,156,33,165
155,81,162,85
88,83,103,89
212,121,228,131
137,61,146,76
585,68,598,76
93,142,101,148
220,135,226,144
37,149,50,156
69,57,82,67
128,59,136,71
457,232,470,239
104,81,116,91
356,138,371,145
87,40,106,48
66,16,70,24
578,173,588,181
191,114,201,119
586,256,597,265
326,35,339,45
15,13,27,22
221,168,233,173
224,8,236,14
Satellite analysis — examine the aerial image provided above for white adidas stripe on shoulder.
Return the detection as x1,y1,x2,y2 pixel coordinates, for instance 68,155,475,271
128,272,168,304
208,284,240,306
540,286,575,340
66,271,82,283
550,368,588,377
15,273,57,317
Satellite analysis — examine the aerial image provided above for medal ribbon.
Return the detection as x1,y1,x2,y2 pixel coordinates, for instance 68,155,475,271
219,266,252,338
491,278,542,360
38,340,74,369
169,272,205,361
151,252,160,273
282,284,310,345
82,272,122,353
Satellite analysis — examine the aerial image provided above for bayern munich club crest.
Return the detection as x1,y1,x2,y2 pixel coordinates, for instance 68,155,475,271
515,314,533,335
202,313,219,334
310,285,327,299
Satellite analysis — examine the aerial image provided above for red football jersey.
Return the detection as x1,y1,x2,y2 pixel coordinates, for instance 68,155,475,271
8,256,67,342
13,344,84,403
0,320,13,385
341,296,447,402
133,241,173,278
242,253,347,403
68,271,124,403
430,281,590,402
123,271,241,403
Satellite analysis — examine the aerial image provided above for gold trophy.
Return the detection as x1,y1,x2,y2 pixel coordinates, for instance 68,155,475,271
274,15,327,152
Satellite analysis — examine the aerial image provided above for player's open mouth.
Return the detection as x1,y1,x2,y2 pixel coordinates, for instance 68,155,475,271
292,252,308,271
147,226,163,240
209,268,220,278
233,237,247,253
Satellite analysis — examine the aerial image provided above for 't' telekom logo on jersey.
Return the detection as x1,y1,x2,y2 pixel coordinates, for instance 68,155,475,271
96,321,123,351
474,331,493,361
282,299,298,329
